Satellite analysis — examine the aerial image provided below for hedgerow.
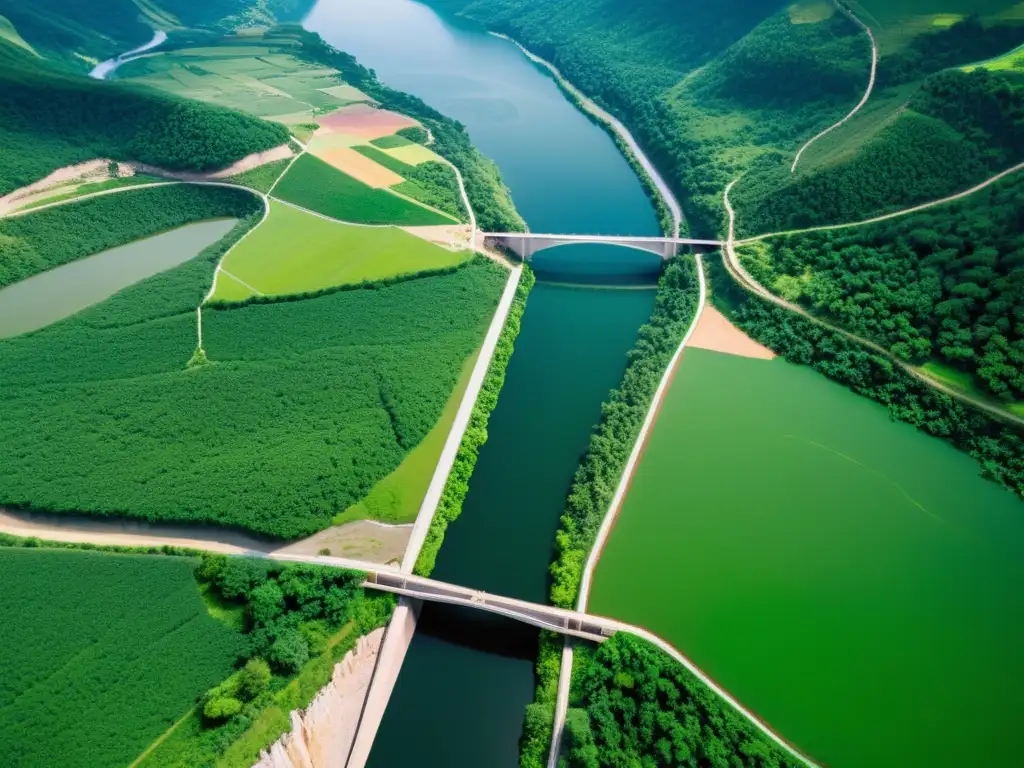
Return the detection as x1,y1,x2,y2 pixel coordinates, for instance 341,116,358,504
414,265,534,576
0,548,243,768
549,256,700,608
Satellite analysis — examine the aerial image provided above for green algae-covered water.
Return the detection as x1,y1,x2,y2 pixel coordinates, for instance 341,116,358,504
591,348,1024,768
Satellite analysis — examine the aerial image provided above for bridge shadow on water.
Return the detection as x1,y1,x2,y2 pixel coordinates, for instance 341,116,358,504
527,242,664,287
416,601,541,662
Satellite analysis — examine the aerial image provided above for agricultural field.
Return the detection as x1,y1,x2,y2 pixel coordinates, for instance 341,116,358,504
272,153,455,226
212,201,471,302
114,36,370,123
0,196,507,538
589,348,1024,768
0,548,243,768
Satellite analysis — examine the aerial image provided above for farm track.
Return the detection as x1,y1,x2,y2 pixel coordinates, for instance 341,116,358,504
790,2,878,173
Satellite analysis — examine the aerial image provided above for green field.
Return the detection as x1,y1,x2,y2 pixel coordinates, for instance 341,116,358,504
0,548,242,768
371,134,415,149
0,224,506,538
590,348,1024,768
0,14,36,55
213,201,470,301
273,153,455,226
114,36,360,122
849,0,1023,50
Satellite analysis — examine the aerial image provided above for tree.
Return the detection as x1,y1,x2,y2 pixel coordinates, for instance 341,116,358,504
268,629,309,674
237,658,271,701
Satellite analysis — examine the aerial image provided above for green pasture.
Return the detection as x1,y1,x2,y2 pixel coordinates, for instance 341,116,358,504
0,14,36,55
964,41,1024,70
0,548,242,768
371,134,416,149
590,348,1024,768
114,43,361,123
212,201,470,301
272,154,455,226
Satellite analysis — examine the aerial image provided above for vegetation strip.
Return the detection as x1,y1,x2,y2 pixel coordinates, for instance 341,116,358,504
412,265,534,575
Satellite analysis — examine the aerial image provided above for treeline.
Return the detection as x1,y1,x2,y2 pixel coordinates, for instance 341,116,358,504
145,554,394,767
564,633,803,767
733,68,1024,235
519,631,562,768
0,184,260,288
710,257,1024,501
550,255,700,608
744,172,1024,400
0,41,289,195
415,266,534,576
284,26,525,232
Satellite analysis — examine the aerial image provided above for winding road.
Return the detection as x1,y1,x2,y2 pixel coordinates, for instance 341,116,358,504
790,3,878,172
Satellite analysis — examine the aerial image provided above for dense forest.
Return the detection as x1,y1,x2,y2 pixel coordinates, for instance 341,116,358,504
732,67,1024,235
0,189,506,538
550,255,700,609
564,633,802,767
0,40,289,195
742,171,1024,401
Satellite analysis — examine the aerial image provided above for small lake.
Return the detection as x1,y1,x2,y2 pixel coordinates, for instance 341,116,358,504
0,219,236,338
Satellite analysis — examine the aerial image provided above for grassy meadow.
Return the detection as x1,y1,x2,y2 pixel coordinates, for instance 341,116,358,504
589,348,1024,768
212,201,471,301
0,548,242,768
273,153,455,226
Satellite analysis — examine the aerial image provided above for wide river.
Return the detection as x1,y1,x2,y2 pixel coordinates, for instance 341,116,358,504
304,0,662,764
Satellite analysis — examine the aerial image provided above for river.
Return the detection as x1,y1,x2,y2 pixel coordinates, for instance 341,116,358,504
303,0,663,764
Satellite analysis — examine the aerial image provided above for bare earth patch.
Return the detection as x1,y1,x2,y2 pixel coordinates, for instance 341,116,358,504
310,146,406,188
316,103,420,140
276,521,411,566
689,305,776,359
402,224,473,251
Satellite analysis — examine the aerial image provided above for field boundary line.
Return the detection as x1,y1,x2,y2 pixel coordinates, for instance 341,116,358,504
128,706,196,768
400,263,524,572
739,160,1024,244
790,2,878,172
218,268,265,296
723,179,1024,427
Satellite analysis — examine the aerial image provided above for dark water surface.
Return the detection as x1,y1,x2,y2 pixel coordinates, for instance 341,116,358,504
304,1,661,765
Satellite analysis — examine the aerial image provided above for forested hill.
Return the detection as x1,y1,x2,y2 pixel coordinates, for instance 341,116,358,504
0,0,315,66
0,39,289,196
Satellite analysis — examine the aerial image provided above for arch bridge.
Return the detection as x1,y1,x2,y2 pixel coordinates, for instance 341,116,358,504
483,231,724,260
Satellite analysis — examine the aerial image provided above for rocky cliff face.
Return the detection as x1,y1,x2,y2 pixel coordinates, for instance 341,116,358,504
253,628,386,768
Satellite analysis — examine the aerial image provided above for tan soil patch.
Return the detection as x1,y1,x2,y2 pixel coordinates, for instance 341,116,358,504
689,305,776,359
403,224,473,250
311,146,405,188
316,103,419,140
277,521,411,566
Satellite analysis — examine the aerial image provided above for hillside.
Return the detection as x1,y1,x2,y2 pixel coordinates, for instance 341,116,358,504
0,40,289,196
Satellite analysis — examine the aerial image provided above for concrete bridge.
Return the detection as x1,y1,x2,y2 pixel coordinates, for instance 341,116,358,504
483,231,724,260
269,553,616,643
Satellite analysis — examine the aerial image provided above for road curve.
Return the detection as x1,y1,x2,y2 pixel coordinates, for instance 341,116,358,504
790,3,878,172
723,180,1024,427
